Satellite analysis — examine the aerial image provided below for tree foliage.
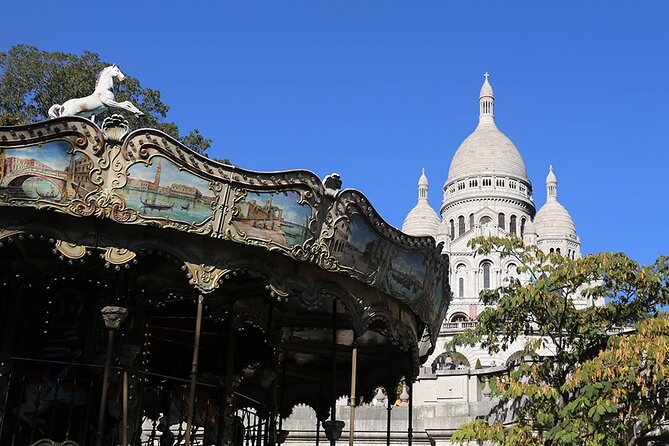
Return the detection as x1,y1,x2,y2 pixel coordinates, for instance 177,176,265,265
450,235,669,445
0,44,212,154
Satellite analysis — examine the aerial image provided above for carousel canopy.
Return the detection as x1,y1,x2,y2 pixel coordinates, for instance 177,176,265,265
0,115,450,424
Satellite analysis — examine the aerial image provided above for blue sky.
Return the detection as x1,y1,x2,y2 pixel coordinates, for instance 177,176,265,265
3,1,668,265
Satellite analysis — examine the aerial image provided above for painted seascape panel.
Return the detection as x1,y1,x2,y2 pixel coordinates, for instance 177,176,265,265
329,213,384,276
231,190,312,248
382,250,427,303
0,141,94,204
119,157,216,225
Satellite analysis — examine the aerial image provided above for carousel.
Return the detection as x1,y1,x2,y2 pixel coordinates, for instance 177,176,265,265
0,74,449,446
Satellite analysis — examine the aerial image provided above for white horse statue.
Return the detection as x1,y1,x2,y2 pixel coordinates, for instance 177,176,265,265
48,65,143,121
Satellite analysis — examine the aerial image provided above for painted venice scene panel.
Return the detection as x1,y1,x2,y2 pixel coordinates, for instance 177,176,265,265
0,141,94,204
329,212,429,303
231,190,312,248
119,156,216,225
382,249,428,304
329,213,385,277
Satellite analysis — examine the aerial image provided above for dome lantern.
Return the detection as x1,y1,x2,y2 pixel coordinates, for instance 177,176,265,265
479,72,495,125
418,167,429,201
546,164,557,200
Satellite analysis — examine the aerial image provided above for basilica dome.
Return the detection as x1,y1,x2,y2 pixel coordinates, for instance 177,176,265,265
534,166,577,238
447,123,528,182
402,169,440,237
446,75,528,184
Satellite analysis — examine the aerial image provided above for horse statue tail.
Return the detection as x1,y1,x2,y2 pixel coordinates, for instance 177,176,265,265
48,104,63,119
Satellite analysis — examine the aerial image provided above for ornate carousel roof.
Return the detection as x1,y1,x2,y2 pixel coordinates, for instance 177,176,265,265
0,114,450,425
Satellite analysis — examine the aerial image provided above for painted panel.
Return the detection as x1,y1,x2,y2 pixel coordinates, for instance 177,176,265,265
0,141,93,204
230,190,312,248
382,249,428,303
119,156,216,225
329,213,384,277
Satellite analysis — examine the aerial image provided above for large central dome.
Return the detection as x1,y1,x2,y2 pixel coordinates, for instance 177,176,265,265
446,74,529,184
447,123,528,181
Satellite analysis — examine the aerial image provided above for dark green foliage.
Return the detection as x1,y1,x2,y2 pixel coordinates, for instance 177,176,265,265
450,236,669,445
0,44,212,155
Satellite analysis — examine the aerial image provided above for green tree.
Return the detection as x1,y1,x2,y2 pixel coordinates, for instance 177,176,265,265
559,315,669,445
450,235,669,445
0,44,212,154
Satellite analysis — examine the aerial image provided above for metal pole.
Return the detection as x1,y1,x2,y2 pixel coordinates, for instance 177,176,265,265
330,297,337,446
96,328,115,446
315,418,320,446
122,370,128,446
386,403,391,446
407,378,413,446
348,340,357,446
184,295,204,446
96,306,127,446
221,323,237,445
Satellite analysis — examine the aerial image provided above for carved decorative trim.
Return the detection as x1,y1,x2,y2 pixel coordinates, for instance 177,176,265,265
55,240,87,259
184,262,230,294
102,246,136,265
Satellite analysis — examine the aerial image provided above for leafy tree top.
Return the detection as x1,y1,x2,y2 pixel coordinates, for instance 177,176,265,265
451,235,669,445
0,44,212,155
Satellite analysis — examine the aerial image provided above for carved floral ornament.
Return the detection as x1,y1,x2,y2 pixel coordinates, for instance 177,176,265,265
0,116,449,343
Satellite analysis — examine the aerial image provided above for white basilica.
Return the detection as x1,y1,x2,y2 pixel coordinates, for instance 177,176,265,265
284,75,596,445
402,73,583,370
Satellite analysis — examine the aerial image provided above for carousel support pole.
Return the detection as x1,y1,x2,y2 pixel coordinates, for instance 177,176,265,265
348,339,357,446
315,417,320,446
184,295,204,446
221,321,237,445
96,306,127,446
122,370,128,446
277,360,287,441
266,302,276,446
330,297,337,446
386,402,391,446
407,377,414,446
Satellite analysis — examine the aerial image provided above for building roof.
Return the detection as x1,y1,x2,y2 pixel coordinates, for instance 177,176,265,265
446,74,529,184
534,166,577,239
402,169,440,237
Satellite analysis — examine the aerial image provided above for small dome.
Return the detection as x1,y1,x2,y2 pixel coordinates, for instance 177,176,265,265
534,200,576,239
546,165,557,184
480,72,494,98
402,201,440,237
403,169,440,237
418,168,429,186
534,166,576,239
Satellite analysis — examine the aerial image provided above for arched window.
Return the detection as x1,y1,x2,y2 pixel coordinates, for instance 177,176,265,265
458,277,464,298
510,215,517,234
449,219,455,240
550,248,555,253
556,247,561,255
482,262,491,289
520,217,526,237
469,213,474,230
480,216,492,225
458,216,465,236
450,312,469,323
498,213,505,230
